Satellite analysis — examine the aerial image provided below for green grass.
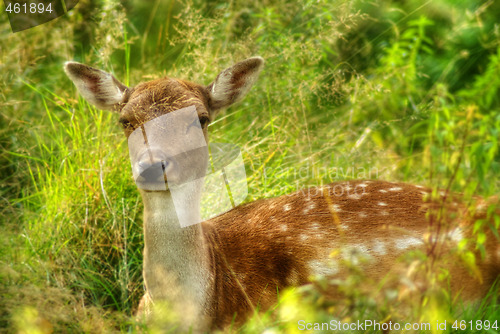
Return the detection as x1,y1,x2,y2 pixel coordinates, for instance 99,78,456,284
1,0,499,332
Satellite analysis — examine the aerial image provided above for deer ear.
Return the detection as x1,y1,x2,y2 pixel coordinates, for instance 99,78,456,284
206,57,264,113
64,62,128,111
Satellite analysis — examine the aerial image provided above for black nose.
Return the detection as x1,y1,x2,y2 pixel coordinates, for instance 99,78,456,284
138,160,168,182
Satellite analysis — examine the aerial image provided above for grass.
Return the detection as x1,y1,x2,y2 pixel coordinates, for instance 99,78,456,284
1,0,499,332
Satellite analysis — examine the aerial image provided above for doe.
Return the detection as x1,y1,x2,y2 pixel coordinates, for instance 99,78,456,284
64,57,500,332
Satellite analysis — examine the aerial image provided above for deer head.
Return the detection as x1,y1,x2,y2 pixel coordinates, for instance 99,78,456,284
64,57,264,193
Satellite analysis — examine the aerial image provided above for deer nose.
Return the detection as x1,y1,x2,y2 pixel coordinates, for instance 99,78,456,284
138,159,169,181
135,148,176,182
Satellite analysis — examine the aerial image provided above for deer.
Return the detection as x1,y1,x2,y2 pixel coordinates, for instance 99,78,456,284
64,57,500,332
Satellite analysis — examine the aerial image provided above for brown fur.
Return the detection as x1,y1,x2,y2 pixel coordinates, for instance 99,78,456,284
203,180,500,328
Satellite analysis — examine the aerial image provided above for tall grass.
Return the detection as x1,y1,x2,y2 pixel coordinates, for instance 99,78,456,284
1,0,499,332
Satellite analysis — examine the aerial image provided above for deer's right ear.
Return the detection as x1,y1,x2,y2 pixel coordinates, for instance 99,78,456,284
64,62,128,111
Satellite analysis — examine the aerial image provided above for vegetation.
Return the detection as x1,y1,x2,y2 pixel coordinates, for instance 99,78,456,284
1,0,499,332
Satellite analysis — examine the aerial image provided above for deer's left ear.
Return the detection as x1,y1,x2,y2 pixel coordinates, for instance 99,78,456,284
206,57,264,115
64,62,129,111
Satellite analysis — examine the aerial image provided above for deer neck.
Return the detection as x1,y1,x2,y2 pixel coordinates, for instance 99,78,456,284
140,180,212,323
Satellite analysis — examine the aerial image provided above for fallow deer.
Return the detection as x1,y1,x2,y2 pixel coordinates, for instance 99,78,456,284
64,57,500,332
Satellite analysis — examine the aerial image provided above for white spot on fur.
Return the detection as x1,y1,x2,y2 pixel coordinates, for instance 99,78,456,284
300,234,309,241
358,183,368,188
311,222,321,231
283,203,292,212
372,240,387,256
354,244,369,254
309,259,339,277
395,237,424,251
348,193,362,200
280,224,288,232
477,202,487,212
388,187,402,191
380,210,389,216
332,204,342,212
303,201,316,214
359,211,367,218
415,185,424,189
341,244,372,265
447,228,464,243
379,189,387,193
378,202,387,206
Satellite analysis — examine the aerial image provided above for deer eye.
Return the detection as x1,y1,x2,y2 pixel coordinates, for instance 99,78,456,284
119,118,131,128
199,116,210,127
186,116,209,133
